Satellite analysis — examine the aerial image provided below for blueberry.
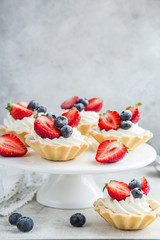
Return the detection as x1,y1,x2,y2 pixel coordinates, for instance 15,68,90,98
54,116,68,129
37,105,47,113
78,98,88,107
9,213,22,225
120,110,132,121
70,213,86,227
46,113,56,119
129,179,142,189
61,125,73,138
27,100,39,111
120,120,132,130
74,103,84,112
52,114,56,119
131,188,143,199
17,217,34,232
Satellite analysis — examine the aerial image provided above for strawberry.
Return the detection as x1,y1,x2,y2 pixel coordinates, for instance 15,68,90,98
62,108,81,127
61,96,79,109
140,177,150,195
0,134,27,157
6,103,34,120
105,180,131,201
96,140,127,163
126,102,142,124
84,98,103,112
34,116,60,139
17,101,29,108
98,111,120,131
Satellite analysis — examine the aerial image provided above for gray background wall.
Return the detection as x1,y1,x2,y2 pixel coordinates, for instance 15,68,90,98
0,0,160,153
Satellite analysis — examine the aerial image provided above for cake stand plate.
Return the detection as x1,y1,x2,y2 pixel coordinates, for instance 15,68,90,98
0,144,156,209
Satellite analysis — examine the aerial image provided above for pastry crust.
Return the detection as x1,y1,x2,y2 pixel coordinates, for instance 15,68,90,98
94,198,160,230
77,123,97,136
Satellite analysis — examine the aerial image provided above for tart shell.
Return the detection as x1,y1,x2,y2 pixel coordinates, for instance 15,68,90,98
77,123,97,136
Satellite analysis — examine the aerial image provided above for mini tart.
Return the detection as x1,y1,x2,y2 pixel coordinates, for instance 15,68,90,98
94,198,160,230
77,123,97,136
25,134,89,161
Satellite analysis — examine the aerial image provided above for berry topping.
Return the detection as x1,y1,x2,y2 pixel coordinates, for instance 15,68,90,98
131,188,143,199
27,100,39,111
98,111,120,131
6,103,34,120
129,179,142,189
70,213,86,227
78,98,88,107
54,116,68,129
34,116,60,139
60,125,73,138
9,213,22,225
37,105,47,113
120,120,132,130
140,177,150,195
126,102,142,124
120,110,132,121
17,216,34,232
74,103,84,112
62,108,81,128
0,134,27,157
46,113,56,119
17,101,29,108
95,140,127,163
84,97,103,112
61,96,79,109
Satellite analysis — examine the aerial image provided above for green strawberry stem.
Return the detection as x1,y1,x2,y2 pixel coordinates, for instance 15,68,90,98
6,103,12,113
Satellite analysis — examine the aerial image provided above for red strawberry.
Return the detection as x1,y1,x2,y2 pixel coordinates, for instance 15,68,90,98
34,116,60,139
6,103,34,120
61,96,79,109
126,103,142,124
62,108,81,127
106,180,131,201
98,111,120,131
96,140,127,163
0,134,27,157
140,177,150,195
17,101,29,108
84,98,103,112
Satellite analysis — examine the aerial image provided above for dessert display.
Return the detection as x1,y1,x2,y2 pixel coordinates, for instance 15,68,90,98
89,103,153,150
94,177,160,230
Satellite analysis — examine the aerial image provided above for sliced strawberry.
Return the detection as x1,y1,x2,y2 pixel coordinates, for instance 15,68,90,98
126,103,142,124
140,177,150,195
61,96,79,109
34,116,60,139
0,134,27,157
84,98,103,112
96,140,127,163
98,111,120,131
62,108,81,127
17,101,29,108
6,103,34,120
106,180,131,201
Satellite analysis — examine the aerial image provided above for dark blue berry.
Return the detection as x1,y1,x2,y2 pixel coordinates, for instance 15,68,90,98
54,116,68,129
129,179,142,189
46,113,56,119
9,213,22,225
74,103,84,112
78,98,88,107
17,217,34,232
27,100,39,111
37,105,47,113
70,213,86,227
52,114,56,119
120,120,132,130
120,110,132,121
61,125,73,138
131,188,143,199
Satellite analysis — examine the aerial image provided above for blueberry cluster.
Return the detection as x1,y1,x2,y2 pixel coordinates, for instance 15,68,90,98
28,100,47,113
120,110,133,130
74,98,88,112
54,116,73,138
9,212,34,232
129,179,143,199
70,213,86,227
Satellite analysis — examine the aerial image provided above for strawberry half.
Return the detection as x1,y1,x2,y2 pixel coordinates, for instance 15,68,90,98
61,96,79,109
6,103,34,120
17,101,29,108
0,134,27,157
34,116,60,139
106,180,131,201
126,102,142,124
98,111,120,131
140,177,150,195
84,98,103,112
96,140,127,163
62,108,81,127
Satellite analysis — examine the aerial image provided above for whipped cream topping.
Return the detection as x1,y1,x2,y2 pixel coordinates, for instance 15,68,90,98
104,194,152,215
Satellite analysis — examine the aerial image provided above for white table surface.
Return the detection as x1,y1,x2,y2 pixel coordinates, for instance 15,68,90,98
0,165,160,239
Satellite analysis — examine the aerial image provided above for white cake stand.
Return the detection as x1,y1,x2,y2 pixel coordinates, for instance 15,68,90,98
0,144,156,209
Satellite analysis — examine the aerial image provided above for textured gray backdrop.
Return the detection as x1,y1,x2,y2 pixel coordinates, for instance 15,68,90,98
0,0,160,153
